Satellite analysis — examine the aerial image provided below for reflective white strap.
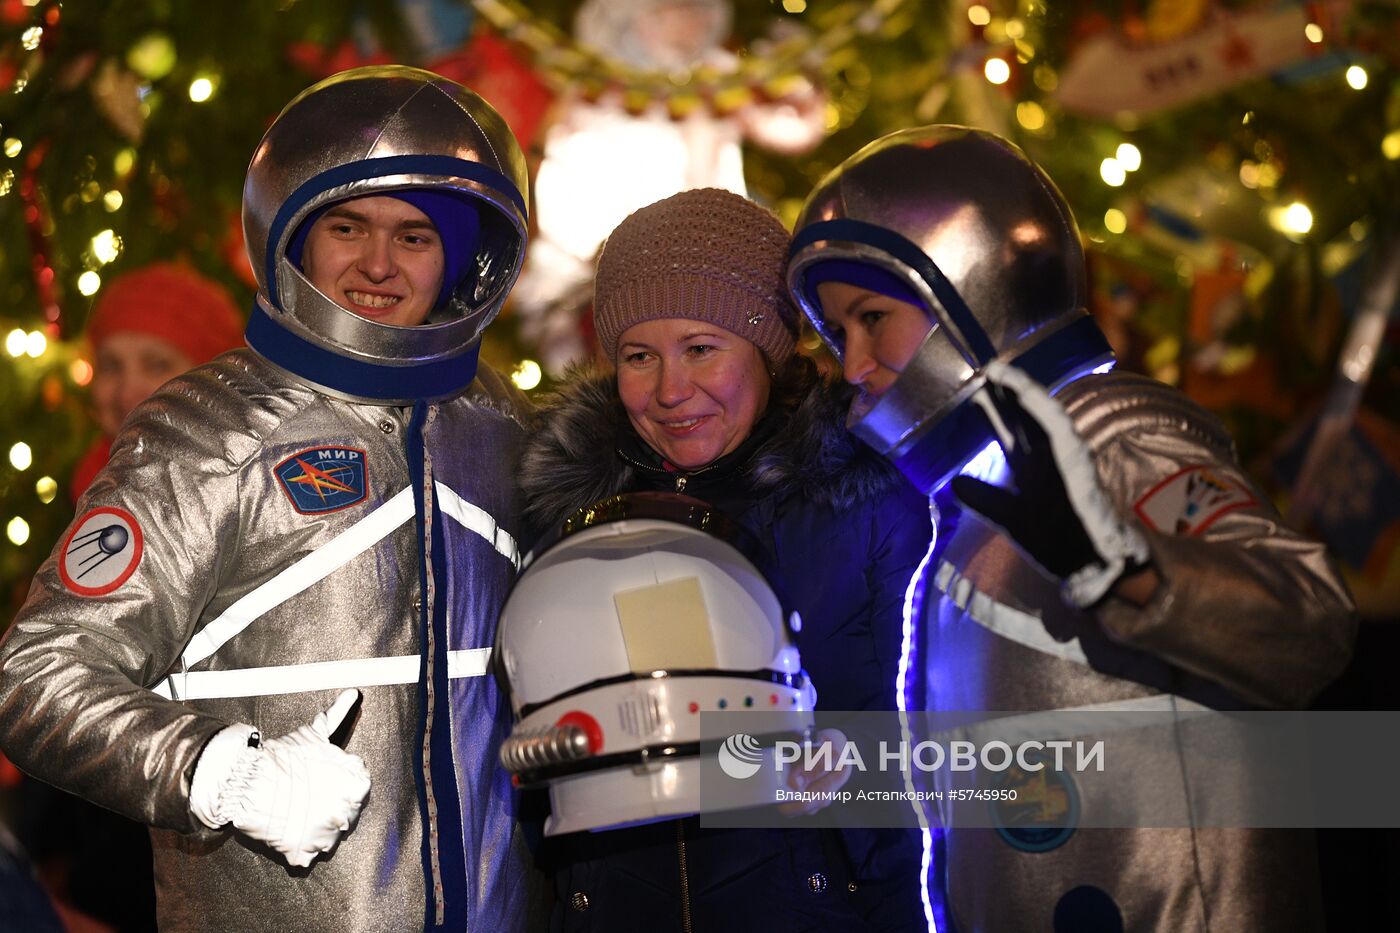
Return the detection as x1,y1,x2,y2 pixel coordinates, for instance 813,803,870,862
435,481,520,568
934,559,1091,665
152,648,493,701
179,487,416,669
173,482,513,685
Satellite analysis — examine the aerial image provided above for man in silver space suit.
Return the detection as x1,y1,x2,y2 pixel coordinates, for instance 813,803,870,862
786,126,1356,932
0,66,536,932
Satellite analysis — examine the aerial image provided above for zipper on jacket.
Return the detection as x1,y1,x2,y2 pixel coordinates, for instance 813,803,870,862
419,405,451,929
616,448,721,494
677,821,694,933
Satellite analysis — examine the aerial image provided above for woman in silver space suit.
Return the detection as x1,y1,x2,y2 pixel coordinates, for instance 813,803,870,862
786,125,1357,932
0,67,537,933
519,187,931,931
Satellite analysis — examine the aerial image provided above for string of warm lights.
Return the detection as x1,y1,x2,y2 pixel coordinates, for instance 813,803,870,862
469,0,911,114
3,315,77,544
4,45,59,552
0,4,90,545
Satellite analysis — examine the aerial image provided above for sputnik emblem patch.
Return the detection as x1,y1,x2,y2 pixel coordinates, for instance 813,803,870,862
59,506,144,596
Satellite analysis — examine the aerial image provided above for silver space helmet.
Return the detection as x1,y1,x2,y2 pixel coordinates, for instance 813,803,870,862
786,125,1114,494
242,65,529,404
496,493,815,835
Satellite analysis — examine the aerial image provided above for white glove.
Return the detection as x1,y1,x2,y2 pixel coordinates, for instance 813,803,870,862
189,689,371,868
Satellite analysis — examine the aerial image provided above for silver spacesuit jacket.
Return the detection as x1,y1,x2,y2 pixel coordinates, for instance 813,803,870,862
925,370,1355,932
0,349,534,933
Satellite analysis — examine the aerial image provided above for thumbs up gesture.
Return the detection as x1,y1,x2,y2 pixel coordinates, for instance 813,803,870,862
189,689,372,867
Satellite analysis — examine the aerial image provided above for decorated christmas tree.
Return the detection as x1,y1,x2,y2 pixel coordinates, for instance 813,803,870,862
3,0,1399,624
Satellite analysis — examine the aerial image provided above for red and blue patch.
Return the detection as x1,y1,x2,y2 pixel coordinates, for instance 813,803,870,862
1133,465,1256,536
274,446,369,515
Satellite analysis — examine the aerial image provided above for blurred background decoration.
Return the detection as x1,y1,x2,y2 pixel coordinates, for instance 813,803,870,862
2,0,1400,626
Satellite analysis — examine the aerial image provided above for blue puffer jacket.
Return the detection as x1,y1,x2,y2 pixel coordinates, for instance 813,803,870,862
519,362,933,932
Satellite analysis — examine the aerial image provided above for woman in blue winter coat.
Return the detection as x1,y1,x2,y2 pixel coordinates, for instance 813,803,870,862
518,187,932,932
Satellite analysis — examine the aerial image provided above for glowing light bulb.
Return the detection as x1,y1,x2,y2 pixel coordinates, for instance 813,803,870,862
25,330,45,358
9,442,33,471
78,271,101,296
35,475,57,504
1280,201,1313,235
91,229,122,264
1269,202,1314,238
70,358,93,385
1115,143,1142,171
1304,23,1324,43
968,5,991,26
1015,101,1046,131
7,517,29,546
1100,158,1126,187
510,359,543,391
127,32,176,80
5,328,26,357
984,58,1011,85
1104,209,1127,234
103,190,124,211
1346,65,1367,90
189,77,214,102
1383,130,1400,161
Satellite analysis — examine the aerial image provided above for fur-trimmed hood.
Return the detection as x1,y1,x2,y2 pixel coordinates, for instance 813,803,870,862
519,365,910,529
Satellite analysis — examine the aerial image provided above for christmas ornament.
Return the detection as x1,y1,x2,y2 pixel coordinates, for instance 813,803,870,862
1058,1,1351,117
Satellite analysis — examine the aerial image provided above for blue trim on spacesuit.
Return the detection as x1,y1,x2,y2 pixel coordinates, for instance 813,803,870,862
407,400,470,931
245,302,481,402
886,317,1113,495
791,219,999,366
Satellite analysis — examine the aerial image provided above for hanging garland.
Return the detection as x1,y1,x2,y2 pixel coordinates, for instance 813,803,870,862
4,0,63,333
469,0,911,115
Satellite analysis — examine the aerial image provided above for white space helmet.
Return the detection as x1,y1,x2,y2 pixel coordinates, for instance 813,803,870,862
496,493,814,835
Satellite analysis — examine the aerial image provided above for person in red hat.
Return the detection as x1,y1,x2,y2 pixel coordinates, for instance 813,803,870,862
5,262,245,932
70,262,245,500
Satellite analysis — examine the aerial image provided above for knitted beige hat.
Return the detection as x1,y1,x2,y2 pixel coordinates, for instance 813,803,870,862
593,188,798,364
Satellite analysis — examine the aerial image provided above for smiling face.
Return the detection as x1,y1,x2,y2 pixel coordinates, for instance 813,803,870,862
815,280,933,399
616,318,772,471
300,195,445,328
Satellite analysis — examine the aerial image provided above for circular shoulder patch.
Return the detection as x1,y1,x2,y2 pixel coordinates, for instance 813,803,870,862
59,507,144,596
988,757,1080,853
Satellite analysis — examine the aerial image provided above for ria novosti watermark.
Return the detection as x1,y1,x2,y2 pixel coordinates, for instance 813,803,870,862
720,732,1104,781
698,709,1400,830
